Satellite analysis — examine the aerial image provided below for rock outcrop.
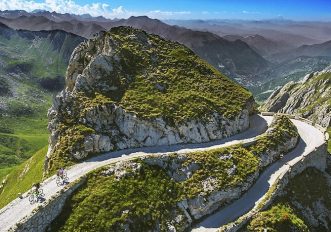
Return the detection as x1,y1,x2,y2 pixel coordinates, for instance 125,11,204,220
262,66,331,128
46,26,256,173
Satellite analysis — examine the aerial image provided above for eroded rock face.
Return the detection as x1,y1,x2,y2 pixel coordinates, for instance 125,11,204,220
262,66,331,128
45,26,255,171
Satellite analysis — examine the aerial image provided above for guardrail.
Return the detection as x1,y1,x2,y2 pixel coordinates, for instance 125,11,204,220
260,112,329,141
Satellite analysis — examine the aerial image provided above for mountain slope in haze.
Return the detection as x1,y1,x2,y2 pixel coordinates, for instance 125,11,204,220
166,19,328,47
0,15,106,38
223,34,293,57
272,40,331,62
0,12,270,84
262,66,331,127
251,56,331,101
0,23,84,169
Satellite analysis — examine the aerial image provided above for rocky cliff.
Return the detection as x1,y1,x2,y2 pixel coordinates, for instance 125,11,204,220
46,26,256,173
261,66,331,128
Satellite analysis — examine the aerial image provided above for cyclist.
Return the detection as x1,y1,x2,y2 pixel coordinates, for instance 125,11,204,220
32,183,41,198
57,167,65,179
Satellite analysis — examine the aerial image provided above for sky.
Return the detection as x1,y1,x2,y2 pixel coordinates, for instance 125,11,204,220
0,0,330,20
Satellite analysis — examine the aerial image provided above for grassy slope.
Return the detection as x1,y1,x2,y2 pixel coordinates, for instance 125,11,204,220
246,204,308,232
52,116,298,231
244,168,331,232
0,146,47,208
328,128,331,153
73,27,253,122
0,29,71,170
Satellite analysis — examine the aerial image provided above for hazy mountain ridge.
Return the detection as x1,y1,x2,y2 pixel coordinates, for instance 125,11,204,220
0,11,270,83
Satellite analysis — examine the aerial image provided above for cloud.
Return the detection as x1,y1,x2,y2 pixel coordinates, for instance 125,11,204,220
0,0,191,19
242,10,261,15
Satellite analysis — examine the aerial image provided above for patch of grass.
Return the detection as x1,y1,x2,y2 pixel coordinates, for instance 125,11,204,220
244,168,331,232
0,167,14,182
328,128,331,154
247,204,308,232
52,164,183,232
0,146,47,209
71,26,253,122
47,124,95,175
182,146,259,198
249,115,298,155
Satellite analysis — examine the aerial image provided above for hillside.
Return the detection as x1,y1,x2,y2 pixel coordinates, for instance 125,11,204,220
110,16,270,83
0,23,84,173
45,26,256,174
272,40,331,62
243,167,331,232
223,34,293,57
251,56,331,101
261,66,331,128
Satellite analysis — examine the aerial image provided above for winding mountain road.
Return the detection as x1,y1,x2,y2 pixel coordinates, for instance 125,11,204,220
191,119,325,232
0,114,325,232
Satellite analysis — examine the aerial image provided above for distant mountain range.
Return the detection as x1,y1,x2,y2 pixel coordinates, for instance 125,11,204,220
0,10,330,99
223,34,294,58
0,11,270,83
271,40,331,62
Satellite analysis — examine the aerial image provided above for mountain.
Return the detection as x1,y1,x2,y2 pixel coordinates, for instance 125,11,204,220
45,26,256,174
0,12,270,84
250,56,331,101
272,40,331,62
166,19,330,46
223,34,293,57
109,16,270,84
0,15,106,38
0,10,109,22
0,23,84,168
261,66,331,127
44,28,302,232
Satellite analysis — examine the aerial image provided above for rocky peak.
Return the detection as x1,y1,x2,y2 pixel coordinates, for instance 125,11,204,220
262,66,331,127
46,26,256,173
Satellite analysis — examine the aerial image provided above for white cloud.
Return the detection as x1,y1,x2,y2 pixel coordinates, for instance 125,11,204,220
242,10,261,15
0,0,191,19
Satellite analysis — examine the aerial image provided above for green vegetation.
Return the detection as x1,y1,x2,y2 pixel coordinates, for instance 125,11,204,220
249,115,299,155
0,146,47,208
47,124,95,175
327,128,331,154
247,204,308,232
244,168,331,232
0,113,49,171
48,26,254,172
0,28,82,176
52,164,183,231
75,27,253,122
182,146,259,198
53,115,299,231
